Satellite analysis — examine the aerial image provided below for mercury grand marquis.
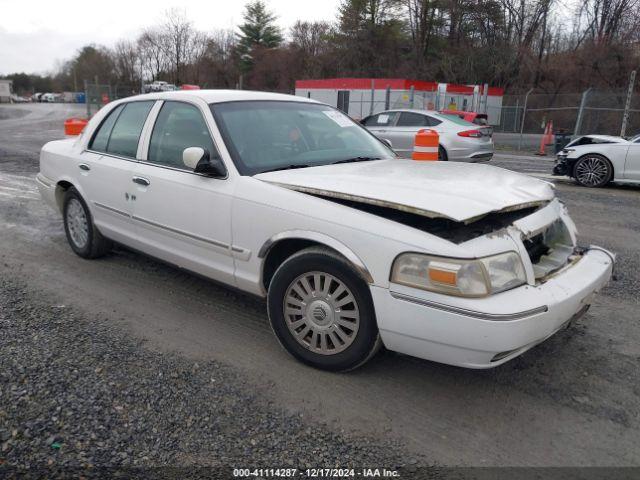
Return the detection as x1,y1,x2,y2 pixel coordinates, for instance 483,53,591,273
37,90,614,371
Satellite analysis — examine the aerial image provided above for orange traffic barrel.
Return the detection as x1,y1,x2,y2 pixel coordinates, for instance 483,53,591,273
412,129,439,161
64,118,88,136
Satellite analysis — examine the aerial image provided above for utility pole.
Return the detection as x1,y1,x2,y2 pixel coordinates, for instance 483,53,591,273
620,70,636,137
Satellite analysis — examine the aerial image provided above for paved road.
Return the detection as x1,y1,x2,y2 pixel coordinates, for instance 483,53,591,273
1,103,639,468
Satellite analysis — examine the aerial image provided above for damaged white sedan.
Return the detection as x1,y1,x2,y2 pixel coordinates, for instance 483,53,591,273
37,90,614,371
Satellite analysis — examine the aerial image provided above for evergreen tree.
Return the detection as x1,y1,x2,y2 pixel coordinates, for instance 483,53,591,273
237,1,283,71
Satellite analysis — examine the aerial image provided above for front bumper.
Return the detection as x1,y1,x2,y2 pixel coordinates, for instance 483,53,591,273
372,247,613,368
553,154,575,176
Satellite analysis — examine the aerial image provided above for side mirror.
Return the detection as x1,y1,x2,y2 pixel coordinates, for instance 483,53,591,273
381,138,393,148
183,147,226,178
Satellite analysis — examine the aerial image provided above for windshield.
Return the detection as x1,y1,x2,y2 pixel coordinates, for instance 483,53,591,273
210,101,395,175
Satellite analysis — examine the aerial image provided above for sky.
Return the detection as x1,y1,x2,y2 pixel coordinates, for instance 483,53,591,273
0,0,342,75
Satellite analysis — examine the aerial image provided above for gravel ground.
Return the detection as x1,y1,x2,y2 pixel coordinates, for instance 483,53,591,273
0,276,422,476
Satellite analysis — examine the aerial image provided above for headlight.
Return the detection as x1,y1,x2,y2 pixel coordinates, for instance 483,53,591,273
390,252,527,297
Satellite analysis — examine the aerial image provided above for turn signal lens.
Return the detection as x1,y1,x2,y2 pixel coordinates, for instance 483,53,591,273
428,264,457,285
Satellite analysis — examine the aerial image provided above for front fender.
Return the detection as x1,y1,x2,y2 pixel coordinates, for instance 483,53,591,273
258,230,374,285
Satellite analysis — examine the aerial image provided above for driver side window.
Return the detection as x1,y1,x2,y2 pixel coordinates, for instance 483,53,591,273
148,101,217,169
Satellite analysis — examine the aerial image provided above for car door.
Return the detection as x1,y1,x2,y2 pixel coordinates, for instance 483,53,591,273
623,140,640,180
361,112,398,142
130,99,236,285
81,100,154,245
385,112,436,158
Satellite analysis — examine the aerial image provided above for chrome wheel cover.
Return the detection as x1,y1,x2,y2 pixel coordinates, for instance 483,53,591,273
283,271,360,355
576,156,609,186
66,198,89,248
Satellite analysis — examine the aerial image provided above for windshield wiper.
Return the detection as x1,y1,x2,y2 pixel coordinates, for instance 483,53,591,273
261,164,312,173
332,156,381,165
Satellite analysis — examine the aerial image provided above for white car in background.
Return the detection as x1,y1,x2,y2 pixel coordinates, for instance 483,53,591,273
37,90,613,371
361,109,494,161
554,134,640,187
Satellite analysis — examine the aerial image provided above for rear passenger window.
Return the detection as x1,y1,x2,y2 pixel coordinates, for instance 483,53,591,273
106,101,154,158
425,115,442,126
148,102,217,169
362,112,397,127
397,112,430,127
89,104,124,152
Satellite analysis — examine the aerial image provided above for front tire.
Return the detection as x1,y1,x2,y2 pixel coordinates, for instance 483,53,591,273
574,154,613,187
267,247,381,371
63,188,112,258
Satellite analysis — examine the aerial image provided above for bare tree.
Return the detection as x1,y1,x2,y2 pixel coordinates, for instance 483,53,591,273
137,28,168,81
160,8,194,85
112,40,140,87
576,0,640,45
404,0,438,75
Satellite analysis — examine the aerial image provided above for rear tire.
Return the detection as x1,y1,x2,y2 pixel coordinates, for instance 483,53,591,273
267,247,381,371
438,145,448,161
63,187,112,258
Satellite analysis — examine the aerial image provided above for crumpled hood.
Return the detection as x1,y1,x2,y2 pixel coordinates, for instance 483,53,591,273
255,159,555,222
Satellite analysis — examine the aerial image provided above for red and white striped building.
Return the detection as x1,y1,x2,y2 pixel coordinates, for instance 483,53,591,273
294,78,504,125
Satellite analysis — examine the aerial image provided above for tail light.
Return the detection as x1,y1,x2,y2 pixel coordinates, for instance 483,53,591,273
458,129,484,138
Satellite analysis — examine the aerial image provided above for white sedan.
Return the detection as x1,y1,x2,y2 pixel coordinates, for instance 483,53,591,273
361,109,494,161
554,134,640,187
37,90,614,371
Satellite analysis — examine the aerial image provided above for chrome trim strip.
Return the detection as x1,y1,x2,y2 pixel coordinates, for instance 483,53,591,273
231,245,252,261
93,202,130,218
131,215,229,250
389,291,548,321
258,230,374,285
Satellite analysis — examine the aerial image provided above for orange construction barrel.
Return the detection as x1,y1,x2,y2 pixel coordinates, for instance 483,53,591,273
412,129,439,161
64,118,88,136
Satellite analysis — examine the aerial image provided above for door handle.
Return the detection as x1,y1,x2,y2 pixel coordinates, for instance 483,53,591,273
78,163,90,171
132,176,150,186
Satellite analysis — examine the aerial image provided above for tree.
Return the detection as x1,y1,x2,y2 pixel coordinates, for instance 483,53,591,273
335,0,406,76
160,8,195,84
290,21,334,78
112,40,140,86
137,28,168,82
236,0,283,71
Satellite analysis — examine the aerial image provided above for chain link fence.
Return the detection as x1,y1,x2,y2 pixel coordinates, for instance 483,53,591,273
84,83,141,117
493,89,640,138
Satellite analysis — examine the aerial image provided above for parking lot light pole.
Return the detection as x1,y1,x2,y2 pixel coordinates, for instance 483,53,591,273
518,88,534,151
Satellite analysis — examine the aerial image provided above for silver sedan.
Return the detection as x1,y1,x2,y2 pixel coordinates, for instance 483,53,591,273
361,109,494,162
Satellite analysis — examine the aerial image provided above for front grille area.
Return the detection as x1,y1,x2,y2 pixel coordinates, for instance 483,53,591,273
524,220,575,280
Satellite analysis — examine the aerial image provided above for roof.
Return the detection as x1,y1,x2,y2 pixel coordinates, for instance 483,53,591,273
124,89,318,104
